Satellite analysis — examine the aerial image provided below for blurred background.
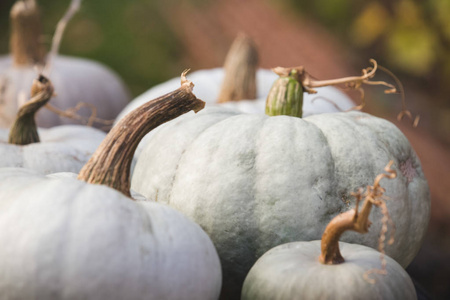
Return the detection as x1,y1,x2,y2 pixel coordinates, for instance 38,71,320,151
1,0,449,298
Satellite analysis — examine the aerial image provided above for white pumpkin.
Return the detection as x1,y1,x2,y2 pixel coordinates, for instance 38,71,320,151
242,163,417,300
0,75,105,174
0,124,105,174
116,67,354,119
0,168,222,300
0,1,130,129
0,73,222,300
242,241,417,300
130,107,429,299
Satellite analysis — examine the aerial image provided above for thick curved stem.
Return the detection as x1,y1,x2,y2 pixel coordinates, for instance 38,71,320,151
10,0,46,66
319,161,396,265
78,72,205,197
319,199,373,264
217,33,258,103
8,75,54,145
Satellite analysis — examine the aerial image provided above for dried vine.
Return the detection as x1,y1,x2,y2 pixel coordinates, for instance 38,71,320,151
281,60,419,127
319,160,397,284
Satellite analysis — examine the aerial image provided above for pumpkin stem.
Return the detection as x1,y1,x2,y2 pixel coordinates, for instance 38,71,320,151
8,75,54,145
266,60,403,118
319,161,397,265
43,0,81,76
217,33,258,103
265,67,304,118
10,0,46,67
77,70,205,197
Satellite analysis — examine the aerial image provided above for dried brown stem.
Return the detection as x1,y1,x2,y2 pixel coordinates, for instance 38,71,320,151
43,0,81,76
319,161,397,265
10,0,46,66
8,75,54,145
217,33,258,103
78,71,205,197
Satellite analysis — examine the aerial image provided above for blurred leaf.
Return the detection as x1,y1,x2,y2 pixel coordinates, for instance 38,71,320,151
350,2,390,47
431,0,450,42
386,25,437,75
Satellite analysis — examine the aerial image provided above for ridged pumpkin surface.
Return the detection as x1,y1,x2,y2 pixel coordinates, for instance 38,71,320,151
0,168,222,300
131,108,429,298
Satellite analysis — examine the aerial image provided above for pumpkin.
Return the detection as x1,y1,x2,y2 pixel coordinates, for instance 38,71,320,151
130,65,430,299
116,68,354,119
241,162,417,300
116,34,354,122
0,75,105,174
0,0,130,129
0,73,222,300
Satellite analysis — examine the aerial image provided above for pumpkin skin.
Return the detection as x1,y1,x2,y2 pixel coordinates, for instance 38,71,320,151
131,108,430,298
116,68,355,120
0,167,222,300
0,124,105,174
241,241,417,300
0,55,131,129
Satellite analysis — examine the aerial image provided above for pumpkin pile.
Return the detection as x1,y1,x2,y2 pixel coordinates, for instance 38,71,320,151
0,1,430,300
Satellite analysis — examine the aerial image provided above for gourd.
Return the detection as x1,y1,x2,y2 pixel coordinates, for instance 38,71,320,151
242,162,417,300
0,0,130,129
0,73,222,300
116,34,354,121
0,74,105,174
130,62,430,299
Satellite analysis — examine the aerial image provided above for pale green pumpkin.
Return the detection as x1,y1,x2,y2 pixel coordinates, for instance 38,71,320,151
131,68,430,299
241,241,416,300
241,164,417,300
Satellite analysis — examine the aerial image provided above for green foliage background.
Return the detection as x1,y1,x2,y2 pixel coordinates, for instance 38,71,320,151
0,0,184,97
1,0,449,100
287,0,450,97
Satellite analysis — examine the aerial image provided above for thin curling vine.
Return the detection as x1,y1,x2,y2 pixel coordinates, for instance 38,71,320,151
273,59,419,126
319,160,397,283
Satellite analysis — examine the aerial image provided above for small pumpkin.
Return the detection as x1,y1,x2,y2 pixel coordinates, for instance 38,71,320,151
0,75,105,174
0,0,130,129
241,162,417,300
0,73,222,300
131,63,430,299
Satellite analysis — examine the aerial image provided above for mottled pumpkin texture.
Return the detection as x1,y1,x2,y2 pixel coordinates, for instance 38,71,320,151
131,108,429,298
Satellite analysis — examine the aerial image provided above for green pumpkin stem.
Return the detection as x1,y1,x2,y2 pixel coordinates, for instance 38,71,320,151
266,59,402,118
10,0,46,66
217,33,258,103
8,75,54,145
265,67,304,118
319,161,396,265
77,71,205,197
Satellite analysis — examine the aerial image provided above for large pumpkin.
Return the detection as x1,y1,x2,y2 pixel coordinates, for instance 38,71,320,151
0,73,222,299
0,0,130,129
0,75,105,174
131,68,430,298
